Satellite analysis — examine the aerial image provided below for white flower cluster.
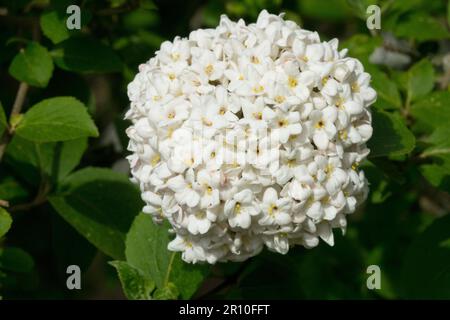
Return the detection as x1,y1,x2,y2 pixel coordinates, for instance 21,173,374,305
125,10,376,264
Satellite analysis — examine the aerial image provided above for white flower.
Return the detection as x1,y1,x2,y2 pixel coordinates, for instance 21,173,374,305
192,50,226,81
158,38,190,65
269,109,302,143
224,189,260,229
309,106,338,150
195,169,221,208
126,10,375,263
259,188,292,226
186,208,217,235
168,235,206,263
167,170,200,208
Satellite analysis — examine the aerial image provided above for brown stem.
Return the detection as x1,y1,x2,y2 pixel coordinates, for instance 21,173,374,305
9,196,47,212
9,178,49,212
0,199,9,208
11,82,29,117
0,82,29,162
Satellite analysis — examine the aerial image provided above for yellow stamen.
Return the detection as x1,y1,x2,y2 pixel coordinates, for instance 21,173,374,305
151,154,160,166
321,196,330,204
204,64,214,75
315,120,325,129
195,211,206,219
288,159,296,167
278,119,288,127
275,95,285,104
335,97,344,109
252,85,264,93
171,53,180,61
339,130,348,140
251,56,260,64
253,112,262,120
288,76,298,88
219,106,227,115
268,204,278,217
167,127,174,138
202,117,213,126
324,164,333,176
185,158,194,166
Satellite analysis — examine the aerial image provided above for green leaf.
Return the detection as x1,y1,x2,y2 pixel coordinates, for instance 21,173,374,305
299,0,351,21
411,92,450,129
420,159,450,192
0,208,12,238
346,0,376,20
448,0,450,27
422,127,450,158
49,167,142,260
401,214,450,299
420,127,450,191
0,101,6,137
390,0,430,12
0,176,30,203
6,136,87,186
395,14,449,42
40,7,91,44
49,139,88,181
368,109,415,158
341,34,382,67
40,10,70,44
110,261,155,300
405,59,435,103
125,214,172,289
0,247,34,273
53,37,123,73
125,213,209,298
15,97,98,142
153,282,179,300
8,42,54,88
51,212,97,279
369,67,402,109
169,257,209,299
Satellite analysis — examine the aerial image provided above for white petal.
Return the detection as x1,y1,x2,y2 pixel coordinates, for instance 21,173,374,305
313,130,329,150
317,223,334,246
263,187,278,204
186,190,200,207
306,202,323,220
276,212,292,225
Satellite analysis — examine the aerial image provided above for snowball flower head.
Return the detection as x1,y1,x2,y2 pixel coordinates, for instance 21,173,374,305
125,10,376,264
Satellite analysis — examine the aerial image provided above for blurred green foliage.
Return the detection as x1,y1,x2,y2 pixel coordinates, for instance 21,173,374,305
0,0,449,300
